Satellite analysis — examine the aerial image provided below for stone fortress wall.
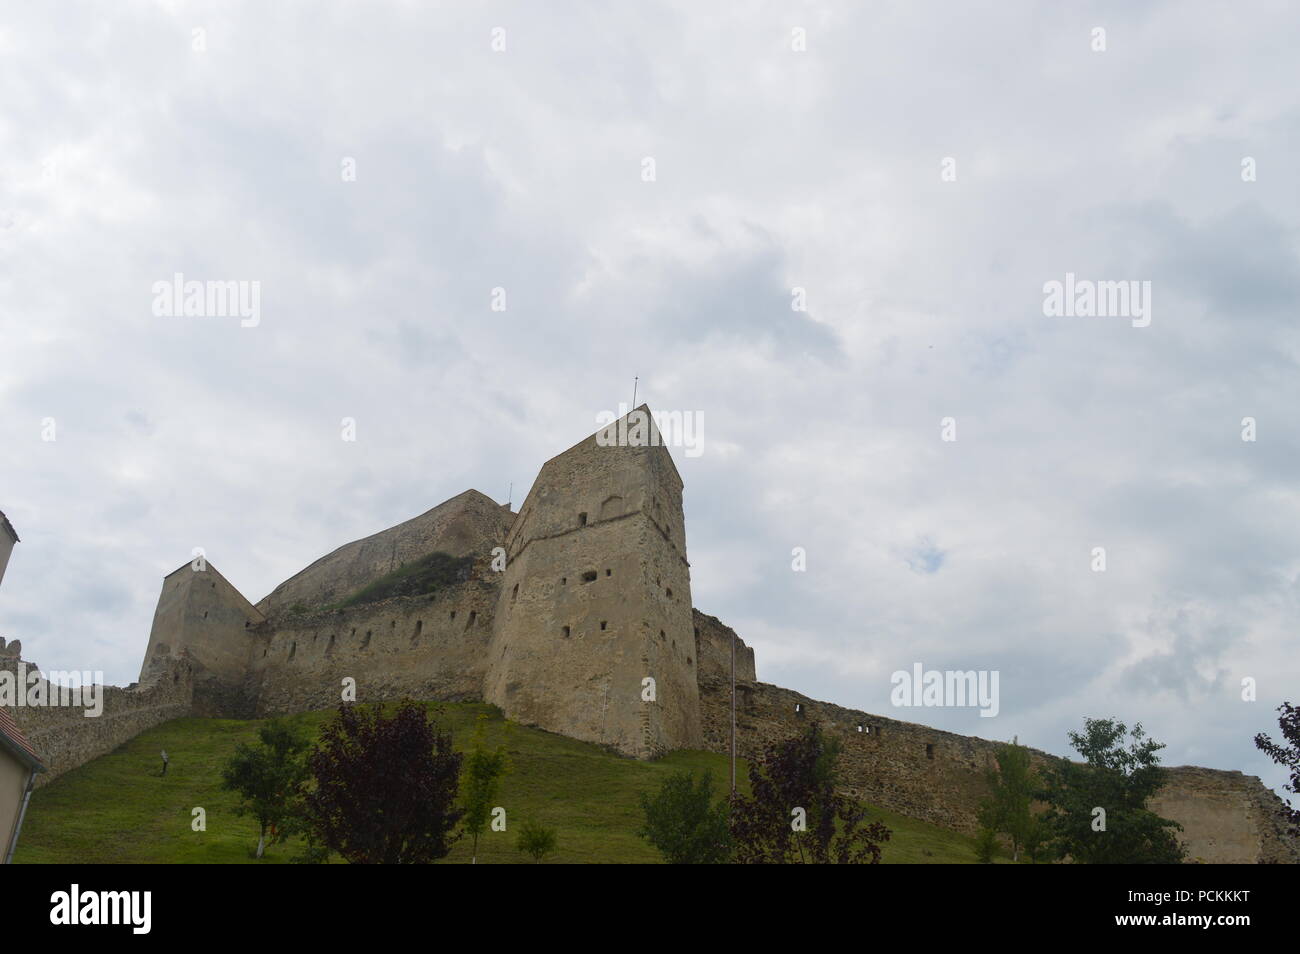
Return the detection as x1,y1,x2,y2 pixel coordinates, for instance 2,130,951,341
1,639,193,787
249,576,501,716
8,406,1296,861
694,669,1300,864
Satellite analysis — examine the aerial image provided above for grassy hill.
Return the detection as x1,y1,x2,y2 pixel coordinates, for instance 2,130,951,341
13,702,997,864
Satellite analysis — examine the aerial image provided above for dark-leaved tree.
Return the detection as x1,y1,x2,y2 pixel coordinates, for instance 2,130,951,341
1038,717,1185,864
729,722,890,864
638,770,732,863
1254,701,1300,837
302,700,464,864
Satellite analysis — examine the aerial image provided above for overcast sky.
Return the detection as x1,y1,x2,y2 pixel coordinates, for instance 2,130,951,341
2,1,1298,801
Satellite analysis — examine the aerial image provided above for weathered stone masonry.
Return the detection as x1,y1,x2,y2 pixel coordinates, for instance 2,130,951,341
2,640,192,788
695,671,1300,864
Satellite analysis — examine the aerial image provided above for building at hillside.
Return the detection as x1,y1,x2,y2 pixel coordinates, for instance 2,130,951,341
3,407,1294,863
0,705,43,864
0,508,42,865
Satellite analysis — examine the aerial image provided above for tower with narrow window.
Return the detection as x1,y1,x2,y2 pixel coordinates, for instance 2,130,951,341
483,406,702,758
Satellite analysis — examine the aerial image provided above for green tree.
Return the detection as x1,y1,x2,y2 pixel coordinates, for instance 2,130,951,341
729,722,891,864
978,738,1039,862
220,718,310,859
515,818,557,863
973,826,998,864
1039,718,1185,864
1254,702,1300,837
1021,811,1048,864
638,770,732,864
461,714,510,863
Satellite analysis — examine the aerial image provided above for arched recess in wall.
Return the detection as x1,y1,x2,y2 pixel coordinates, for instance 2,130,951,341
599,495,624,520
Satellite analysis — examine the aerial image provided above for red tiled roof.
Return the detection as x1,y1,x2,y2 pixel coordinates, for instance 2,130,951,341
0,706,43,770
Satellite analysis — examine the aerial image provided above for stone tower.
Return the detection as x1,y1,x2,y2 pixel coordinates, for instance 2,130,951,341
483,406,702,758
140,561,265,716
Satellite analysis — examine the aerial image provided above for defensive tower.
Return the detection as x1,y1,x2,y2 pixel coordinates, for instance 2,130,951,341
483,406,702,757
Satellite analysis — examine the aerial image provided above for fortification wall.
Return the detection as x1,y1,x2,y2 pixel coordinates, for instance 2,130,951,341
698,676,1300,863
1,643,193,787
701,677,1002,831
1153,766,1299,865
256,490,513,617
693,610,757,684
249,580,500,715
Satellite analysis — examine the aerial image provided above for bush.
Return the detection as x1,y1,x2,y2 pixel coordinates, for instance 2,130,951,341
638,770,731,864
516,819,558,863
973,827,998,864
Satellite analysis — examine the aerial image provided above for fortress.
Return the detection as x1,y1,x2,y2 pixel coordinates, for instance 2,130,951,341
4,406,1297,863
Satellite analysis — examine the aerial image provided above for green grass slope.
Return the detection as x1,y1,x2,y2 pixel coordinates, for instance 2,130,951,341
13,702,999,864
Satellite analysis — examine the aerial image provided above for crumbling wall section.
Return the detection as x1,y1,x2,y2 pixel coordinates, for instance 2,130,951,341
697,674,1299,863
1,640,192,787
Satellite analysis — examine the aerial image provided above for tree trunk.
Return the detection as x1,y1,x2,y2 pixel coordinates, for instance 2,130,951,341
256,827,266,859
